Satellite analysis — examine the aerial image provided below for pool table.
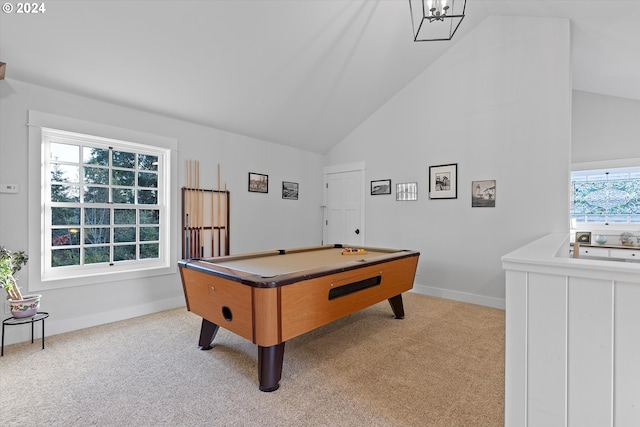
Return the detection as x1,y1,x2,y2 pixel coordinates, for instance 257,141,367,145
178,244,420,391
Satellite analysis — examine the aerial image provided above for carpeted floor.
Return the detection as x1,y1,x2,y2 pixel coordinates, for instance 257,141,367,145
0,292,504,426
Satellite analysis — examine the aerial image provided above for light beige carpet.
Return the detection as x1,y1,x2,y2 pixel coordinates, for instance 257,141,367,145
0,292,504,426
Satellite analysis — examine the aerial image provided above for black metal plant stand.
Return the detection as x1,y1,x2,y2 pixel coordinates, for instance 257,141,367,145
1,312,49,356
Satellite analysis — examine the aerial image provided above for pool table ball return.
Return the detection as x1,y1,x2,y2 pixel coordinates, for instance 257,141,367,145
178,244,420,391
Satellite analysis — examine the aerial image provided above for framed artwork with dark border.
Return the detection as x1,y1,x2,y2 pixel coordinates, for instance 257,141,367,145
282,181,299,200
396,182,418,201
248,172,268,193
472,180,496,207
371,179,391,195
575,231,591,244
429,163,457,199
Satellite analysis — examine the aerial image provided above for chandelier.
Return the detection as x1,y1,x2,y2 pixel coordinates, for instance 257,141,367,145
409,0,466,42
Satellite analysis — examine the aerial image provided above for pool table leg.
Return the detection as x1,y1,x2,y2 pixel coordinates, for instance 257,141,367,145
388,294,405,319
258,342,285,392
198,318,220,350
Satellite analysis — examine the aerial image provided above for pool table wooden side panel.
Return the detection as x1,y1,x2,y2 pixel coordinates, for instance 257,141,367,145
180,252,419,348
279,255,419,343
180,267,255,342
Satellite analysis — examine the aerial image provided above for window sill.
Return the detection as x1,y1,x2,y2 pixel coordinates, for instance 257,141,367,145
28,263,178,292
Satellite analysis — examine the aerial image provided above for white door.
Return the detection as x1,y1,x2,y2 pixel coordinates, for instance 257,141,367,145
323,168,364,246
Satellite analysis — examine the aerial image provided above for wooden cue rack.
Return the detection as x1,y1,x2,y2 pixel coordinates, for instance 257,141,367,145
181,187,230,259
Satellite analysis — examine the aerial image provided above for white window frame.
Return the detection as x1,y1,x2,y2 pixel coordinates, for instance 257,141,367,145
28,111,178,291
42,128,170,280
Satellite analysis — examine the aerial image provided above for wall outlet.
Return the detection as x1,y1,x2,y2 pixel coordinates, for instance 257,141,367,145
0,183,19,194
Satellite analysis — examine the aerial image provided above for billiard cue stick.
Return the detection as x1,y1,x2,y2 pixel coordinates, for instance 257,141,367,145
191,159,197,258
185,160,193,258
214,175,216,257
195,164,199,258
194,159,199,258
188,159,193,258
185,159,190,258
196,160,200,258
217,164,221,257
223,182,227,254
198,160,204,258
200,162,205,257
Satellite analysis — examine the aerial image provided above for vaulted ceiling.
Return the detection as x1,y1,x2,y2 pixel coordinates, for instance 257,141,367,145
1,1,639,154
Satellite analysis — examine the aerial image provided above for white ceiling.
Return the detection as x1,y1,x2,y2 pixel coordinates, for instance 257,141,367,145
1,0,639,154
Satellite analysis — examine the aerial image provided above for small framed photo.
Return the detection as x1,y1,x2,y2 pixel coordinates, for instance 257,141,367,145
371,179,391,195
248,172,268,193
396,182,418,201
282,181,299,200
429,163,457,199
575,231,591,244
472,180,496,207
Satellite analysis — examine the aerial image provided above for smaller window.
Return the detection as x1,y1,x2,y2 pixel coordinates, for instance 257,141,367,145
571,166,640,225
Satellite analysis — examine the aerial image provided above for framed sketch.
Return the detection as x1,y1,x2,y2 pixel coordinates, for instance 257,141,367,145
472,180,496,207
282,181,299,200
429,163,457,199
396,182,418,201
371,179,391,195
248,172,268,193
575,231,591,244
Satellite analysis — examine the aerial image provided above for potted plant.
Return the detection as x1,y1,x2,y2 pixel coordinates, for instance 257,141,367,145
1,246,39,318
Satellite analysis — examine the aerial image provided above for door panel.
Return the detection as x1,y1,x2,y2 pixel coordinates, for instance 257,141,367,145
324,169,364,246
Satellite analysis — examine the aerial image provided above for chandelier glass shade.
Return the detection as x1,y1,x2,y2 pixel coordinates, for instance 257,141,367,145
409,0,466,41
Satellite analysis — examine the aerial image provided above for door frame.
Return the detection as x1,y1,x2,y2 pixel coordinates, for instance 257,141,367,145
322,161,366,246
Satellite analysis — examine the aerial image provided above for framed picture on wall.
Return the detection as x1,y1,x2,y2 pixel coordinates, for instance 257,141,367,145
429,163,457,199
575,231,591,244
371,179,391,195
472,180,496,207
396,182,418,201
282,181,299,200
248,172,268,193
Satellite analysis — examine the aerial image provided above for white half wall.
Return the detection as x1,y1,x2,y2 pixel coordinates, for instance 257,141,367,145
502,233,640,426
325,15,572,308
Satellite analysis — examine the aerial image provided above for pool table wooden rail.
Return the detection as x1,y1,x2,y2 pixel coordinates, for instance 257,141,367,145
180,245,419,288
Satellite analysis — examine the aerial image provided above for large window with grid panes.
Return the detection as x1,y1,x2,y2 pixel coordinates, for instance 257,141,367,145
42,128,170,281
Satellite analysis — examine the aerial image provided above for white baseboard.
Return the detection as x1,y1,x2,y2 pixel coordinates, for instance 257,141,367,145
2,296,186,347
411,284,505,310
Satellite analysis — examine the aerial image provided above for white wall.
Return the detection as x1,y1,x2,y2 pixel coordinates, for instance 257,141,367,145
0,79,324,344
325,16,572,308
572,90,640,164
